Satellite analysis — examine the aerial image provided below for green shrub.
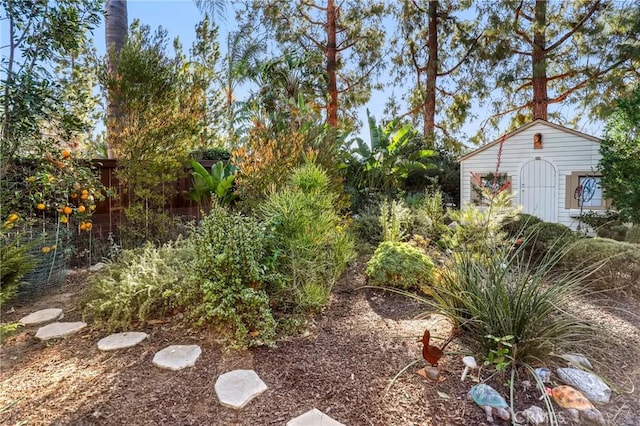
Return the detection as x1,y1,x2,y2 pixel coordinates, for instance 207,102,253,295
523,222,578,261
260,163,355,313
580,210,628,241
443,190,518,259
561,237,640,297
354,202,383,244
501,213,543,238
409,190,448,242
626,226,640,244
188,203,279,348
83,240,193,332
366,241,435,290
0,234,35,303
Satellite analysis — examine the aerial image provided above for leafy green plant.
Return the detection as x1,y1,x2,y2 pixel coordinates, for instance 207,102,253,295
342,111,437,208
484,335,514,372
444,190,518,259
83,240,193,332
501,213,543,239
366,241,435,290
187,159,238,205
260,163,355,313
0,233,35,303
380,199,412,243
187,203,279,348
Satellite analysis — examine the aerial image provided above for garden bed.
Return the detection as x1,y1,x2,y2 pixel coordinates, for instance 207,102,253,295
1,260,639,425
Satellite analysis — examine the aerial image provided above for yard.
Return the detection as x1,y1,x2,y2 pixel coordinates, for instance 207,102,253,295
1,255,640,425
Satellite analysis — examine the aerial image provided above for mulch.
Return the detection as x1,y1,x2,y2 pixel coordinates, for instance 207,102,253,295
1,261,640,425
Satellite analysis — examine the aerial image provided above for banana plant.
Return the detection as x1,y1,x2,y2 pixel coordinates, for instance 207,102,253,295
187,159,238,205
344,110,438,196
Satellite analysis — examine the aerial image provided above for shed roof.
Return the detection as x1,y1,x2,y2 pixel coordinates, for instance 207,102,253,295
459,119,601,162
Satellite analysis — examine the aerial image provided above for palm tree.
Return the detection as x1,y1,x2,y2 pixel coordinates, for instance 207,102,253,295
105,0,128,158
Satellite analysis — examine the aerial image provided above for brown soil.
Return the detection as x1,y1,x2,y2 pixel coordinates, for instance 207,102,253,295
1,261,640,426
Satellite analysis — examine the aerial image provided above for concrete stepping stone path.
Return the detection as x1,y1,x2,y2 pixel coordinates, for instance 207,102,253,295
98,332,148,351
19,308,64,325
215,369,268,409
287,408,345,426
35,322,87,340
152,345,201,371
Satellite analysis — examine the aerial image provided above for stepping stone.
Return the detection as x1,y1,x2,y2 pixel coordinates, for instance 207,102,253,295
287,408,345,426
557,367,611,404
152,345,201,371
97,332,148,351
35,322,87,340
19,308,64,325
215,369,268,409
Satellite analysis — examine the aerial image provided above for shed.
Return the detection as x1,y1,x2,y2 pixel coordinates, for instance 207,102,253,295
459,119,609,230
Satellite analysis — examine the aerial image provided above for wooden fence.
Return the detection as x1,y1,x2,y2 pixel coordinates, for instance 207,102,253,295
90,159,214,233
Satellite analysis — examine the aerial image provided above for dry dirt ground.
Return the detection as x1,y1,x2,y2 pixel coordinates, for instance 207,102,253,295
1,260,640,426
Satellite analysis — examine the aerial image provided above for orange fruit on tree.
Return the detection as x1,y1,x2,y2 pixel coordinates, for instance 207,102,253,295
63,206,73,215
7,213,19,222
81,194,89,200
62,150,70,158
84,222,93,231
81,189,89,195
41,246,51,254
78,205,86,213
36,203,46,210
79,222,87,230
71,193,78,199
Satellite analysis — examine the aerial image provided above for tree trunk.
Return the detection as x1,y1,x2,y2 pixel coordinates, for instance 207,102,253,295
532,0,547,120
423,0,438,147
326,0,338,128
105,0,128,158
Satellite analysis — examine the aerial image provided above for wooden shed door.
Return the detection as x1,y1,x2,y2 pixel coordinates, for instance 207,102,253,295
519,159,557,222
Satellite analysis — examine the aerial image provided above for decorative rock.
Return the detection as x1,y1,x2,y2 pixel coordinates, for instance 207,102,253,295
215,369,268,410
287,408,345,426
35,322,86,340
88,262,106,272
520,406,547,425
534,367,551,383
557,367,611,404
550,385,605,425
97,332,148,351
152,345,201,371
559,353,593,370
468,384,510,423
19,308,63,325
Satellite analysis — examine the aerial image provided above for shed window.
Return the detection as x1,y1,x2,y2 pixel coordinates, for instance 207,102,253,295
471,172,512,206
565,172,609,209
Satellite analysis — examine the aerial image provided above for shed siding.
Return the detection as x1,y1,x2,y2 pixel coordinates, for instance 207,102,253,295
461,121,601,230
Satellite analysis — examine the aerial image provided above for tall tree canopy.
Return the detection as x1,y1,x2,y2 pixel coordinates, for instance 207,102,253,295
479,0,639,133
1,0,102,163
599,85,640,225
241,0,387,130
390,0,484,151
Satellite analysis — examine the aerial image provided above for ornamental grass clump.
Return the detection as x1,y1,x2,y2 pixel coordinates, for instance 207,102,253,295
431,236,596,367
